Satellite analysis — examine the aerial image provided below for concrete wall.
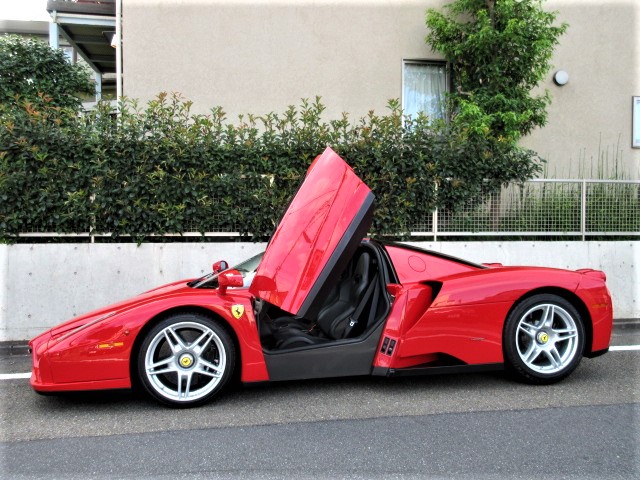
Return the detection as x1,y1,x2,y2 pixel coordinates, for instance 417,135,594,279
1,241,637,342
123,0,639,178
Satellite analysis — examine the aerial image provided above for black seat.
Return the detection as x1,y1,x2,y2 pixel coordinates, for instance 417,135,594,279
316,251,370,339
270,252,373,349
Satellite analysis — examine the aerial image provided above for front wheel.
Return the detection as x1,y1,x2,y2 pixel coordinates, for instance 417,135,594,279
137,312,235,407
503,294,585,384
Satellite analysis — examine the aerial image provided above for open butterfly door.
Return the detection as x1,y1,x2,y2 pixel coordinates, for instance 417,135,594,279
249,147,375,320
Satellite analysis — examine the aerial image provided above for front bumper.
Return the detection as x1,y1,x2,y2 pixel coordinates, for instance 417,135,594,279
29,329,130,392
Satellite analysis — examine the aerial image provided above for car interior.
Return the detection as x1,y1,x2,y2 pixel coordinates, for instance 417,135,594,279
256,244,388,351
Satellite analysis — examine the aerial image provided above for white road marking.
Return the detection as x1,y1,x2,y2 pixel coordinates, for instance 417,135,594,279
0,372,31,380
0,346,638,380
609,345,640,351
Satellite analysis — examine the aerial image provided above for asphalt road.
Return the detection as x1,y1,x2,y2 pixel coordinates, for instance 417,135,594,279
0,327,638,479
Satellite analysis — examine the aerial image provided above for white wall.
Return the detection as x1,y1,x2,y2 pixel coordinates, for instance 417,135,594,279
0,241,637,342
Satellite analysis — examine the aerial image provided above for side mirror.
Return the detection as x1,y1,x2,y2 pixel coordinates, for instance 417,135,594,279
218,269,244,295
212,260,229,273
386,283,403,297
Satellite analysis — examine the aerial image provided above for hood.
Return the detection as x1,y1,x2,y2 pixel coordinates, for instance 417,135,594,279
48,279,191,337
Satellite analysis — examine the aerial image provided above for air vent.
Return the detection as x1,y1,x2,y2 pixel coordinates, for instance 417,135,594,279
380,336,396,356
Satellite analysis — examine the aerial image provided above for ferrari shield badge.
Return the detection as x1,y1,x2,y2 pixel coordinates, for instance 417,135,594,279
231,304,245,319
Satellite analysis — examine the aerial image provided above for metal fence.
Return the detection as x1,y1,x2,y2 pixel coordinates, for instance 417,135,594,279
411,179,640,240
16,179,640,241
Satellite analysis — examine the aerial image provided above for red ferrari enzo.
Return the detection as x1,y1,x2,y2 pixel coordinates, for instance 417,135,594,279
29,148,613,407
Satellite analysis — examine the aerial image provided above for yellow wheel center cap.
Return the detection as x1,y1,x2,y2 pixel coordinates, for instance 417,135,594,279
179,354,194,368
537,332,549,344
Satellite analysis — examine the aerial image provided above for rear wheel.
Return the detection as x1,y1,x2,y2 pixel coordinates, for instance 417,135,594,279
503,294,584,384
137,313,235,407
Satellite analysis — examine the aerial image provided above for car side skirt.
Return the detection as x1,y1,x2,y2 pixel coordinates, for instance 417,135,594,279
373,362,504,377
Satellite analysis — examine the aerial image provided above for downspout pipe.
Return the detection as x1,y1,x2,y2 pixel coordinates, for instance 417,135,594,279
116,0,123,104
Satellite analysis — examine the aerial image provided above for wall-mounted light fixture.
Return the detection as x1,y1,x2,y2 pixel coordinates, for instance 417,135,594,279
103,31,117,49
553,70,569,86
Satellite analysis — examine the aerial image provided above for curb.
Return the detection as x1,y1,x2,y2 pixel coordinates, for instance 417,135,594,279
613,318,640,329
0,341,30,357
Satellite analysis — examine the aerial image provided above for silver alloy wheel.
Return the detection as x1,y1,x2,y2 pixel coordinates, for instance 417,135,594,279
515,303,579,374
143,321,227,403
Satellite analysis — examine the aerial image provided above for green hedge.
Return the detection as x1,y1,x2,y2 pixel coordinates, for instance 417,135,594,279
0,93,543,242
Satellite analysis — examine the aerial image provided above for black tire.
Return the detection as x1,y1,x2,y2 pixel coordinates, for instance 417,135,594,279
503,294,585,385
137,312,235,407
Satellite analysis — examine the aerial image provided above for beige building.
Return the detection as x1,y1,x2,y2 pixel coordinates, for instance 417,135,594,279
46,0,640,178
521,0,639,178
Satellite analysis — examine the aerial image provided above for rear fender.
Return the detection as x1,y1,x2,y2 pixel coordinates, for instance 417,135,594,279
373,283,435,369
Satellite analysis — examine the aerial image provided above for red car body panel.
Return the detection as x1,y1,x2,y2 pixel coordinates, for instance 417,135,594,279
375,255,612,369
384,244,481,281
572,274,614,352
30,284,269,392
250,148,374,318
29,148,614,396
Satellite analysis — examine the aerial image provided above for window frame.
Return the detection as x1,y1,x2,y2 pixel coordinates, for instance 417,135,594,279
401,59,451,122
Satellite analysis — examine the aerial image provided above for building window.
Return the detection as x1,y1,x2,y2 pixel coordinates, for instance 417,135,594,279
402,61,449,121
